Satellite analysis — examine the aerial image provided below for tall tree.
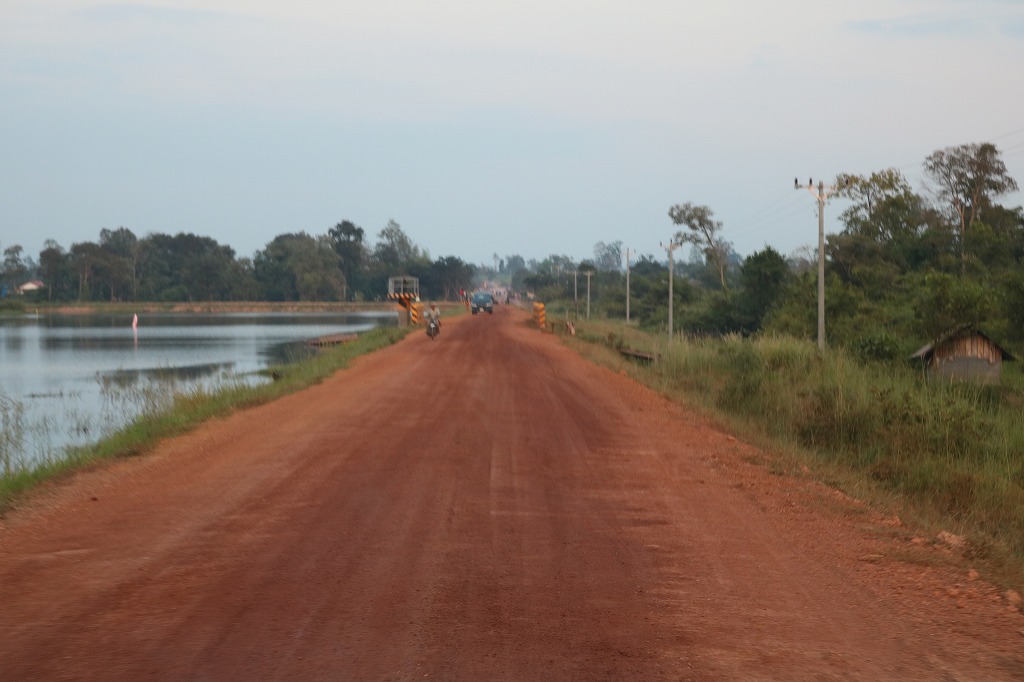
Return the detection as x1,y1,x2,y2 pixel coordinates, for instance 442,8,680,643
825,232,900,297
429,256,475,300
99,227,140,300
69,241,106,301
504,254,526,274
538,254,576,277
923,143,1018,256
293,236,344,301
373,219,421,270
917,271,995,338
668,202,730,290
254,233,342,302
736,246,791,332
254,234,304,302
834,169,925,245
137,233,238,301
593,241,623,271
2,245,26,290
506,254,530,292
38,240,70,301
228,257,261,301
328,220,366,299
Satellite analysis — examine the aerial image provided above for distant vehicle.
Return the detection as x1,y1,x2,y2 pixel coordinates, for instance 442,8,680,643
471,291,494,315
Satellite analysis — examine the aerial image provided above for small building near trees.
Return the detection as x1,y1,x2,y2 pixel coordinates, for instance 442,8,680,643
16,280,45,295
910,326,1015,385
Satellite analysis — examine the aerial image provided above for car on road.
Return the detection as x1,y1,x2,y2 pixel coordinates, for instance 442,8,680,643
471,291,494,315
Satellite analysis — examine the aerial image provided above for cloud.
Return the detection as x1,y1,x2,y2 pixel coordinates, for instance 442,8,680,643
75,3,239,25
844,4,1024,40
846,16,973,38
1001,16,1024,39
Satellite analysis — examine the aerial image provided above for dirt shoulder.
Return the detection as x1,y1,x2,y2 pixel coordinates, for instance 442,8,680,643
1,305,1022,680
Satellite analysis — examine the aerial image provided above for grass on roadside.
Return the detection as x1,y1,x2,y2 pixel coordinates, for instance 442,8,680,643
0,325,411,514
559,318,1024,591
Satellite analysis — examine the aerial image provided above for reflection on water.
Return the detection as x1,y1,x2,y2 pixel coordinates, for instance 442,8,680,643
102,361,238,384
0,310,396,474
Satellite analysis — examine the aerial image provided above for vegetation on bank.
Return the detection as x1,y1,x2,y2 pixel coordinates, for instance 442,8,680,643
0,324,411,514
0,299,26,315
1,221,478,305
560,317,1024,589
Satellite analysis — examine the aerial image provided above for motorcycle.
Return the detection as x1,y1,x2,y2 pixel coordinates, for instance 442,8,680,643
426,319,439,340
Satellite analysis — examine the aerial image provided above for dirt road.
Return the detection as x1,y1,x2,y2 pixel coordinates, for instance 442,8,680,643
1,306,1022,680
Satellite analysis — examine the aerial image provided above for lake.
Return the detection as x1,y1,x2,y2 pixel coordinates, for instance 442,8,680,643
0,310,398,473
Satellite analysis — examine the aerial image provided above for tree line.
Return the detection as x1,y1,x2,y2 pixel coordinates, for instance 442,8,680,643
517,141,1023,356
1,219,478,304
4,140,1022,356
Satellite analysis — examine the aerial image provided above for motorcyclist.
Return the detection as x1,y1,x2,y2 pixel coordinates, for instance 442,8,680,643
424,302,441,334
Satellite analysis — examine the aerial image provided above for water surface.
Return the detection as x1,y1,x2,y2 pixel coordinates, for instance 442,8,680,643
0,311,396,471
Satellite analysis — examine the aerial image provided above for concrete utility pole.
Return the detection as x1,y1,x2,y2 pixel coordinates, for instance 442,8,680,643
795,177,836,353
573,270,579,319
584,271,593,320
625,248,634,323
660,238,681,342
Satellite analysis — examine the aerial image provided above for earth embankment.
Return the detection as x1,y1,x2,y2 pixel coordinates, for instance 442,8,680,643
1,305,1021,679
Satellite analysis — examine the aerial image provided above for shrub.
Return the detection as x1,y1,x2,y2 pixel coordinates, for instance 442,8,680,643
852,331,902,362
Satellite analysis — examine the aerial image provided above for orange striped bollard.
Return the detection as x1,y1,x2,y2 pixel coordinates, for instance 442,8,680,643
532,302,546,329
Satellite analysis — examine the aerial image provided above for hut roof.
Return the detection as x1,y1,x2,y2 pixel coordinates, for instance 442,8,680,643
910,325,1016,362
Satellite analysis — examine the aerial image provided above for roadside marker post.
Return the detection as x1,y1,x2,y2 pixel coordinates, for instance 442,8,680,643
533,302,546,329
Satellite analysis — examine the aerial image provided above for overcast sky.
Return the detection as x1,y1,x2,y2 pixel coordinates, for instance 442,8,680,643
3,0,1023,268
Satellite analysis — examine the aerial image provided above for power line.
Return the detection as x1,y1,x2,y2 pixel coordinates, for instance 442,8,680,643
989,125,1024,144
729,193,808,235
729,197,814,241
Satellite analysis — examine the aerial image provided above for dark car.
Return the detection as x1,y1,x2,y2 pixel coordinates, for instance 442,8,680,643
471,291,494,314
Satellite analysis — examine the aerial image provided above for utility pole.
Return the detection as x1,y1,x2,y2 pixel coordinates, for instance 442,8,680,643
625,247,634,323
660,238,681,342
584,270,593,320
573,270,579,319
795,177,836,353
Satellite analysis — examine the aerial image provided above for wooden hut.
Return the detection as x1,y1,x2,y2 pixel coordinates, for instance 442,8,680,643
910,326,1016,385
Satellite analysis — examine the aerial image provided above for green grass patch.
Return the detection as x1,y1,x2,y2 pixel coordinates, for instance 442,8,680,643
564,319,1024,591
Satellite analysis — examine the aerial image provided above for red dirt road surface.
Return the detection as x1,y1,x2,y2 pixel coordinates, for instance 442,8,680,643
1,306,1022,680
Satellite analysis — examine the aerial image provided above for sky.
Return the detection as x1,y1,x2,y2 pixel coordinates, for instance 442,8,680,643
2,0,1024,269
